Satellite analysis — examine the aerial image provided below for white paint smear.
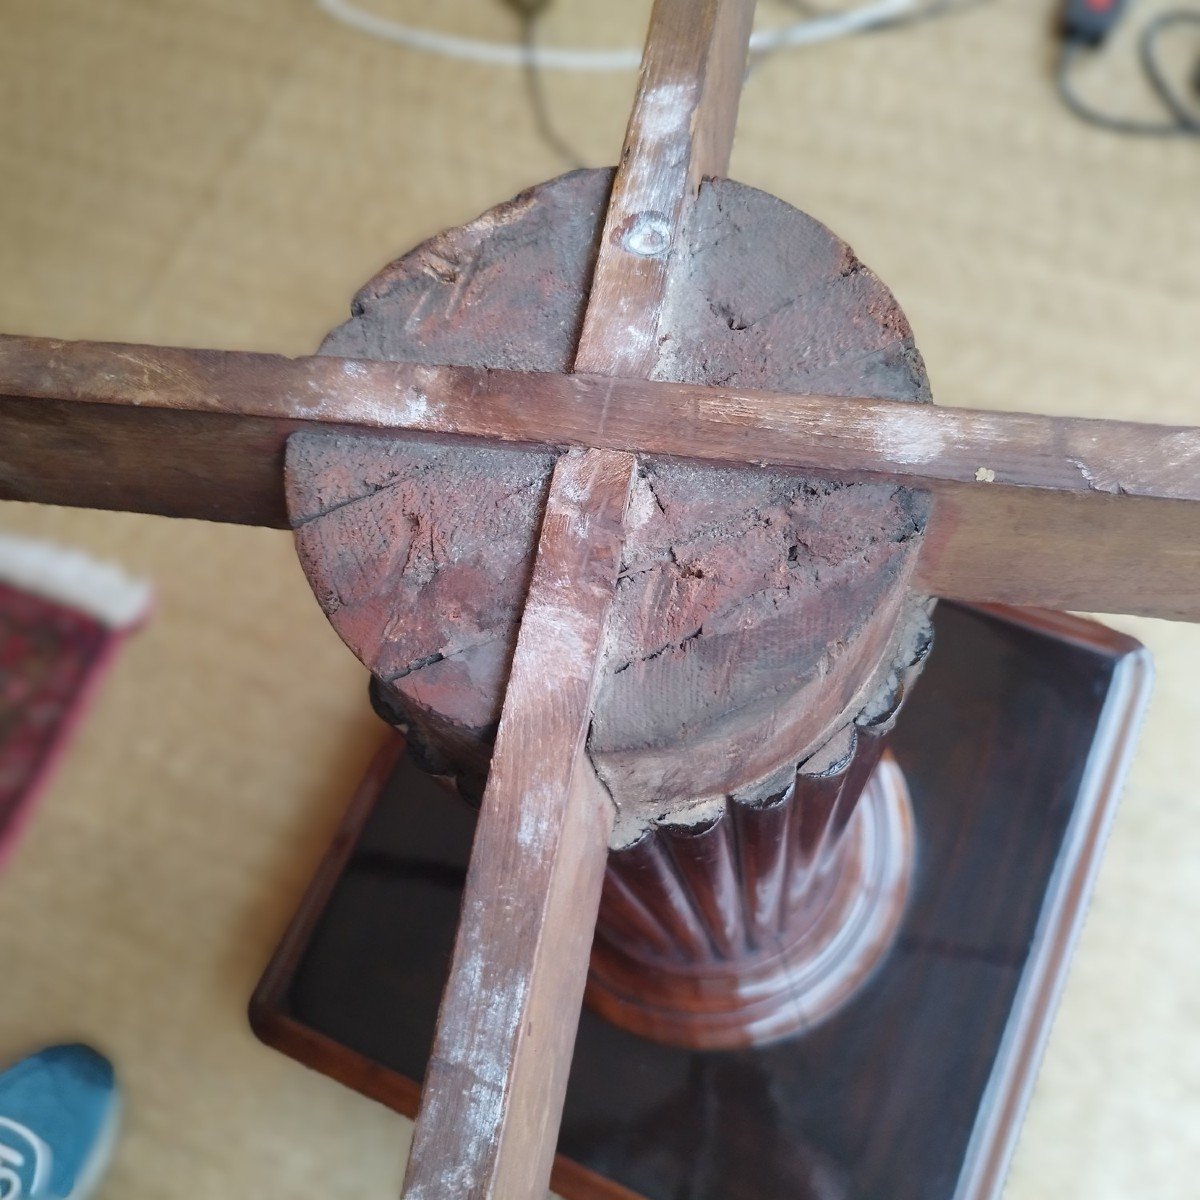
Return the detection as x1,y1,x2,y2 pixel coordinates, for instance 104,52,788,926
873,406,946,466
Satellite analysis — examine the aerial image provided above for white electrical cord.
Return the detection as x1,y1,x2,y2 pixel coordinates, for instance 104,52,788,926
314,0,921,71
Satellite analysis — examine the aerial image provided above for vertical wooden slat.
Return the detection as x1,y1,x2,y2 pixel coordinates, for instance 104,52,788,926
574,0,757,376
402,2,757,1196
400,449,634,1200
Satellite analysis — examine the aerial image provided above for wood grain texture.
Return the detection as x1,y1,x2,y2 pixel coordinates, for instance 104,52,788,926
400,448,633,1200
247,738,647,1200
291,169,934,837
573,0,755,376
412,8,753,1191
287,433,558,795
3,335,1194,504
586,638,928,1052
584,166,932,818
304,167,617,805
916,486,1200,620
3,331,1198,618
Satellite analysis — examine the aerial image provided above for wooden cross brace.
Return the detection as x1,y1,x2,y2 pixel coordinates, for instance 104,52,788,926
1,1,1199,1197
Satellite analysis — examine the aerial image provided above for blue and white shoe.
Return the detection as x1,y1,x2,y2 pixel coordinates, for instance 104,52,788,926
0,1044,119,1199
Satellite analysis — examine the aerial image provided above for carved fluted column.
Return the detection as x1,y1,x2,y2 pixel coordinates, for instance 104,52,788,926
288,167,940,1055
587,631,931,1050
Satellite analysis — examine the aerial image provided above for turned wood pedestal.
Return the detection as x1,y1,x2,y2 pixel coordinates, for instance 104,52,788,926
281,166,940,1064
235,141,1159,1198
1,2,1195,1195
252,603,1149,1200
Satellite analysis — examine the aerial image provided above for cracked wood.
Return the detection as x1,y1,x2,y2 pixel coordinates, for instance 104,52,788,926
399,448,633,1200
288,159,939,832
401,3,758,1198
3,332,1198,617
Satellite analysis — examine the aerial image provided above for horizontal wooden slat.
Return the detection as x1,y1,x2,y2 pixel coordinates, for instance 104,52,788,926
1,333,1198,618
918,487,1200,621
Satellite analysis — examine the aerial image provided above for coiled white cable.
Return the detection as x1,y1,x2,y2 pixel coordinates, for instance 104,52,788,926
314,0,920,71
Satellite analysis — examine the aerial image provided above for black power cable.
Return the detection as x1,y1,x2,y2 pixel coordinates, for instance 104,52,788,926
1057,2,1200,136
505,0,995,169
498,0,586,169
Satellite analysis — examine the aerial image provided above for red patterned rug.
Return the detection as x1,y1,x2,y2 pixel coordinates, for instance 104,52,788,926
0,536,150,865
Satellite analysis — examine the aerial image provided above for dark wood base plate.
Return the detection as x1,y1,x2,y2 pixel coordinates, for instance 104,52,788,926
251,604,1150,1200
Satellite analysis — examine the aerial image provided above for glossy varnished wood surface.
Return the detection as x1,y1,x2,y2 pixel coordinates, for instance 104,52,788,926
252,604,1149,1200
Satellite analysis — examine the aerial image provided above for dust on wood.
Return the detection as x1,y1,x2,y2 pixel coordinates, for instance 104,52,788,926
293,170,933,835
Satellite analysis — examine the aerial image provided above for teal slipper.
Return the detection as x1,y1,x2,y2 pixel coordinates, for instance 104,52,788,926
0,1044,119,1199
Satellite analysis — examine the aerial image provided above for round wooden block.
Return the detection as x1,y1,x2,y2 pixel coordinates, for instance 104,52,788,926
289,168,933,837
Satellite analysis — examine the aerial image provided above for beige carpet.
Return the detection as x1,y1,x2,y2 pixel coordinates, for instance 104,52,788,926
1,1,1198,1196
